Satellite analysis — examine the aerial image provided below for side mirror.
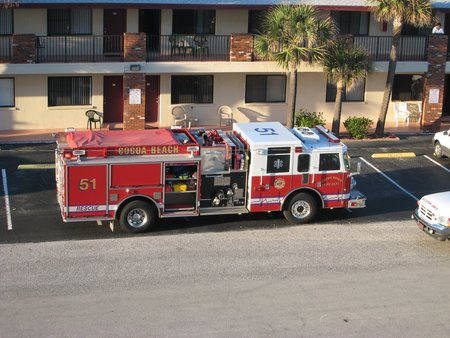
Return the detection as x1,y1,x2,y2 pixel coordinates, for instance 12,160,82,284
351,162,362,176
444,131,448,136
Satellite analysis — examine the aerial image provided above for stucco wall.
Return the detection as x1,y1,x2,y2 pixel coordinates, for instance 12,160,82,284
296,72,392,130
0,75,103,130
1,71,398,131
14,9,46,36
216,10,248,35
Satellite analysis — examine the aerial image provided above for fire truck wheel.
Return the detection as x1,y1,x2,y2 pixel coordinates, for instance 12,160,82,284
434,141,444,158
119,200,156,233
283,193,317,224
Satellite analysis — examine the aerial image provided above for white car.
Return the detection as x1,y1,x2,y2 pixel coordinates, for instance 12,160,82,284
433,129,450,158
413,191,450,241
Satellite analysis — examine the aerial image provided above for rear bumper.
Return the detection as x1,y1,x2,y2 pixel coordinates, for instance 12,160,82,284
412,209,450,241
347,190,366,208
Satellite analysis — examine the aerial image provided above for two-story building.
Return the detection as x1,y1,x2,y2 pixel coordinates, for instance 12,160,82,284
0,0,449,132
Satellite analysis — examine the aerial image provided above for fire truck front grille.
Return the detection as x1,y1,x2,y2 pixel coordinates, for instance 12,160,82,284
419,204,434,222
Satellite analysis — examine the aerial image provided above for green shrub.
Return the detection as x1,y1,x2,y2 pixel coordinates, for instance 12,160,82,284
343,116,373,139
294,109,326,128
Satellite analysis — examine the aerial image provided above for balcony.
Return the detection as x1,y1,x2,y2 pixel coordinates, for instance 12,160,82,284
0,36,12,62
1,34,431,64
146,35,230,61
36,35,124,63
353,35,428,61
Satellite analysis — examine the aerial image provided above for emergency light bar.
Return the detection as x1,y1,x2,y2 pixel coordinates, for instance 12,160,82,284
315,125,340,143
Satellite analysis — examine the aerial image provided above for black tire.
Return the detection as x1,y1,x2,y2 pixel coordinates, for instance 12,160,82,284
119,200,156,233
283,193,318,224
434,141,444,158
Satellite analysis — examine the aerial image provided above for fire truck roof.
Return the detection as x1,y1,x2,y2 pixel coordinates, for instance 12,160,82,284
65,129,186,149
233,122,300,148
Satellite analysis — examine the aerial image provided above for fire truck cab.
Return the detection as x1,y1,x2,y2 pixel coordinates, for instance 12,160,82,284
55,122,365,233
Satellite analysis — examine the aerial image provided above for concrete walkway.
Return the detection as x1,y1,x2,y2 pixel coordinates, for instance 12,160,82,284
0,121,424,144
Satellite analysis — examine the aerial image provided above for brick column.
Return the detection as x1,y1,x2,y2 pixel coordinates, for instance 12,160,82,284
12,34,37,63
230,34,253,62
124,32,147,62
422,35,448,132
123,73,146,130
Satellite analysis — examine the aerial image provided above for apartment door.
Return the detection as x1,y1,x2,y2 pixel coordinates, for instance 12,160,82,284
145,75,160,123
103,9,126,55
139,9,161,52
103,76,124,123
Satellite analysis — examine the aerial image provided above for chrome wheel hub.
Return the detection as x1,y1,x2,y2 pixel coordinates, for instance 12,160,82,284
291,201,310,219
127,209,147,228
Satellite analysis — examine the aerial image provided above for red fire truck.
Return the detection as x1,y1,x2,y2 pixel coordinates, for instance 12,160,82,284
55,122,366,232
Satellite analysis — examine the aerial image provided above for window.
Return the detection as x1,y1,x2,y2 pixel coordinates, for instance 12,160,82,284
392,74,423,101
0,9,13,35
0,78,14,107
326,78,365,102
319,153,341,171
246,75,286,103
172,10,215,34
267,147,291,174
48,77,92,106
171,75,213,104
402,23,430,36
297,154,310,173
248,10,267,34
331,11,369,35
48,9,92,35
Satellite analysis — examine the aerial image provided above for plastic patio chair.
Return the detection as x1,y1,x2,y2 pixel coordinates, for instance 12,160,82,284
218,105,233,128
85,110,103,129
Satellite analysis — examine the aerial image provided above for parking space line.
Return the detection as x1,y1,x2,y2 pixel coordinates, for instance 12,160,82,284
424,155,450,174
17,164,55,170
371,152,416,158
359,157,418,202
1,169,13,230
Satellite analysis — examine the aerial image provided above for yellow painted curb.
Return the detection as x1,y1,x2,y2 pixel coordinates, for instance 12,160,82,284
18,164,55,170
371,152,416,158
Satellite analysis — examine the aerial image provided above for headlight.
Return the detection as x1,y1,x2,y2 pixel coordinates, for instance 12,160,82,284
438,215,450,227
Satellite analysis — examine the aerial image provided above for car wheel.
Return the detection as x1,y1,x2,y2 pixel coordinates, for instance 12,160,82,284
283,193,318,224
434,141,444,158
119,200,156,233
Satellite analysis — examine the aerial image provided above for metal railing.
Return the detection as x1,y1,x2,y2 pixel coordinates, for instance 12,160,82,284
36,35,124,63
0,36,12,62
147,34,230,61
353,35,428,61
1,34,430,64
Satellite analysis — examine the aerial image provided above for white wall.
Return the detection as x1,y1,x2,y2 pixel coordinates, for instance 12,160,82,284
216,10,248,35
0,75,103,130
127,9,139,33
14,9,46,35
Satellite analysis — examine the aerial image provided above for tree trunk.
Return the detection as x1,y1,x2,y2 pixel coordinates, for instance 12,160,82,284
375,19,402,137
332,82,344,137
286,68,297,128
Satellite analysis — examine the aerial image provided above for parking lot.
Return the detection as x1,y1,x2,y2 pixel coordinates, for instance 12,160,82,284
1,134,449,243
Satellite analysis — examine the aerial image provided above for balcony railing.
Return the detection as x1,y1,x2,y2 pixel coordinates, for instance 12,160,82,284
147,34,230,61
0,36,12,62
36,35,123,63
1,34,430,64
353,35,428,61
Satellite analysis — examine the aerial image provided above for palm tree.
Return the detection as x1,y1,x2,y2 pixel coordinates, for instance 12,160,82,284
370,0,432,137
254,4,335,128
1,0,18,8
322,39,371,136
